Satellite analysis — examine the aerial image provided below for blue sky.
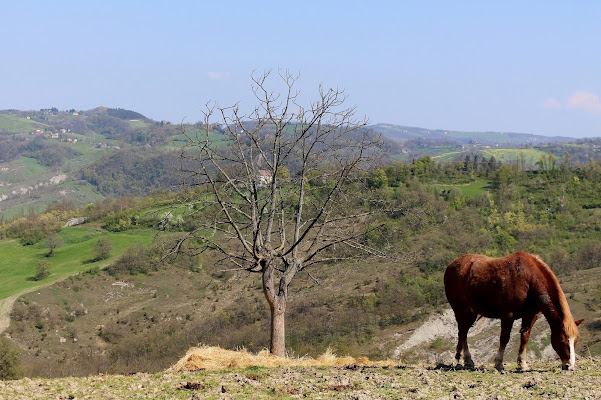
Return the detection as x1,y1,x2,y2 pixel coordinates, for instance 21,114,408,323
1,1,600,137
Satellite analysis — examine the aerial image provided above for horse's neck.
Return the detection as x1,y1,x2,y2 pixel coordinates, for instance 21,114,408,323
537,282,569,329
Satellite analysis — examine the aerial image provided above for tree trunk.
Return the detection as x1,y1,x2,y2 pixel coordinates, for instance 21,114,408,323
262,256,297,357
269,296,287,357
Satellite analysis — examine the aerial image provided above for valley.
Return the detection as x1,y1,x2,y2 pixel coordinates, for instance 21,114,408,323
1,107,601,386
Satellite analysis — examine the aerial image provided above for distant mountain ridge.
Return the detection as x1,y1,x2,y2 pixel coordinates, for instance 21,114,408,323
0,107,575,146
369,123,574,145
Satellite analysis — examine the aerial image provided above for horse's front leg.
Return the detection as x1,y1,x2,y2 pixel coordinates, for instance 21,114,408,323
495,317,514,371
517,313,539,371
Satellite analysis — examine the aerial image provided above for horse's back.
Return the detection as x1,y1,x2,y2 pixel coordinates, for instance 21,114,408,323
444,254,488,304
444,253,492,286
444,252,537,318
445,252,533,285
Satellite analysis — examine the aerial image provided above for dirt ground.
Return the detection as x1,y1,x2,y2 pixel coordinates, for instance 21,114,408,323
1,358,600,399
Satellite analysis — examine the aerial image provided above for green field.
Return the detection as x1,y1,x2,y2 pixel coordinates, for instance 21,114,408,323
0,114,48,133
167,130,230,149
0,227,154,299
432,179,491,198
70,137,118,167
434,148,549,166
128,120,151,129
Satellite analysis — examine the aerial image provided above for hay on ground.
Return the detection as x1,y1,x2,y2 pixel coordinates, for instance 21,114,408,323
170,346,399,372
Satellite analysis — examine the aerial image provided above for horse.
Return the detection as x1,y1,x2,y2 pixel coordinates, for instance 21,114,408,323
444,251,583,371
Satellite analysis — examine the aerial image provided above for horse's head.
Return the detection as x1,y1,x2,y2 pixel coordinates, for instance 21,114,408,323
551,318,583,370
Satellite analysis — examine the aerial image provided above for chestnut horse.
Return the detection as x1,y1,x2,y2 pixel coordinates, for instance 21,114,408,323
444,251,583,371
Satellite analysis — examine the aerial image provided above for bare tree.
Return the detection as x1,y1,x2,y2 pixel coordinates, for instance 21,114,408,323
173,70,392,357
45,233,63,257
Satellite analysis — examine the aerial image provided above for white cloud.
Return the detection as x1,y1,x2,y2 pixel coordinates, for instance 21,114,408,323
567,90,601,114
542,97,562,110
207,71,231,80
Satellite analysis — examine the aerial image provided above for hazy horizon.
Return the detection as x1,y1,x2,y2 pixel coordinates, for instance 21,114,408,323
2,1,600,138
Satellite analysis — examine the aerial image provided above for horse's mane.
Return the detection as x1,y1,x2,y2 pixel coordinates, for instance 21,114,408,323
531,254,578,337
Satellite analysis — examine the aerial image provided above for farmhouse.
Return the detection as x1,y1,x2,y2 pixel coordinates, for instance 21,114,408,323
256,170,273,187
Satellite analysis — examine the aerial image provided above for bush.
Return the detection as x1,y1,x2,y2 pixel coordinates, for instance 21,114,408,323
368,169,389,189
93,238,114,261
0,337,21,380
574,241,601,270
33,260,51,281
102,212,133,232
106,244,154,275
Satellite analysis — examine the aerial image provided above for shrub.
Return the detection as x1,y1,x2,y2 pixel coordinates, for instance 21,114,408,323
33,260,51,281
102,212,133,232
106,244,154,275
93,238,114,261
574,241,601,270
0,337,21,380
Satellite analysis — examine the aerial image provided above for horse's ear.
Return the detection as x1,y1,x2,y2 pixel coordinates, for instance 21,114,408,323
575,319,584,326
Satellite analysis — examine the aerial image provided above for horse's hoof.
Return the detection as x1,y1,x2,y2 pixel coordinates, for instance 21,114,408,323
494,363,504,372
464,362,475,370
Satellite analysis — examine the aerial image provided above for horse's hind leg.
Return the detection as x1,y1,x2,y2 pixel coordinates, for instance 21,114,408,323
494,317,514,371
455,310,477,368
517,313,539,371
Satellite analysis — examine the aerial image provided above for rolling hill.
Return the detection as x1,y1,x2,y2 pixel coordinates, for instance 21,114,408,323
370,123,573,145
1,106,599,219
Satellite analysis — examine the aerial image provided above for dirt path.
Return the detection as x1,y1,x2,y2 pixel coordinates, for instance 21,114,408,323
0,292,22,333
0,260,113,334
0,285,56,334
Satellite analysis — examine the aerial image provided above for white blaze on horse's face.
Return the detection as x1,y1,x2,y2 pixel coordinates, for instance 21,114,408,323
568,337,576,370
562,337,576,371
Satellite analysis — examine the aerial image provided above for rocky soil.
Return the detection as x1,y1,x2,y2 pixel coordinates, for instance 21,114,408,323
1,359,600,399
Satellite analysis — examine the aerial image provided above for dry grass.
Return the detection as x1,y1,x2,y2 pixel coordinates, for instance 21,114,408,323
170,345,399,372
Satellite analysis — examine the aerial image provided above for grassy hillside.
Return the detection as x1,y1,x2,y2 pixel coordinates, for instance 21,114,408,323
0,114,47,133
3,159,601,378
2,108,601,381
1,107,599,217
0,227,153,299
0,107,235,215
432,179,490,198
433,148,550,166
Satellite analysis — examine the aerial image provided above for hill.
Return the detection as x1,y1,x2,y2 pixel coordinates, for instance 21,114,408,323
3,159,601,379
0,107,193,217
371,123,573,145
0,114,48,133
2,106,601,217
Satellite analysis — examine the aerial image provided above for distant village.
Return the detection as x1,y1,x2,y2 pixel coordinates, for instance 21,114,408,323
28,128,120,150
29,128,78,143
